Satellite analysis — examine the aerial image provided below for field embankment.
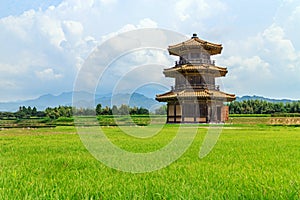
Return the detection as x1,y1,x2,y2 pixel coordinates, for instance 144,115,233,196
227,114,300,126
2,115,300,129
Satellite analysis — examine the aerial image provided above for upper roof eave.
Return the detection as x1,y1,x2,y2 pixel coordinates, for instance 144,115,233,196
168,38,223,56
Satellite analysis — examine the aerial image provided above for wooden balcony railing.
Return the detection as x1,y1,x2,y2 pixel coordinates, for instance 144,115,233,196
173,84,220,91
175,59,215,66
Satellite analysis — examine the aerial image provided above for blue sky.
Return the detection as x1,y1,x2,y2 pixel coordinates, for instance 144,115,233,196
0,0,299,101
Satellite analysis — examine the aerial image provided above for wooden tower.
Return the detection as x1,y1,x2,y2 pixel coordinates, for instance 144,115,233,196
156,33,235,123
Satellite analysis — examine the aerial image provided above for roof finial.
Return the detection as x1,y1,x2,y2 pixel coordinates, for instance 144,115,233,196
191,33,198,39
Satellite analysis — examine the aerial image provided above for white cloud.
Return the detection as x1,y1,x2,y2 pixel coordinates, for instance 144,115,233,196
101,18,158,41
0,63,22,74
289,6,300,21
137,18,157,28
100,0,117,5
175,0,227,22
35,68,63,80
220,55,272,94
61,20,83,44
0,0,300,101
0,0,110,100
220,19,300,98
0,80,17,90
37,15,65,48
262,24,298,62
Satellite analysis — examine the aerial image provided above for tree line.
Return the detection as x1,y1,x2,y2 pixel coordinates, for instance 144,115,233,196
229,100,300,114
0,104,151,119
2,100,298,120
95,104,149,115
0,106,47,119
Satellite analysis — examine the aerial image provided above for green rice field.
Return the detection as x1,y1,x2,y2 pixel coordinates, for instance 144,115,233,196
0,121,300,199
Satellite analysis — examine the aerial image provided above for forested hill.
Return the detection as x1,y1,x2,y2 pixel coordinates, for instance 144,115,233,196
230,95,299,114
229,99,300,114
235,95,295,103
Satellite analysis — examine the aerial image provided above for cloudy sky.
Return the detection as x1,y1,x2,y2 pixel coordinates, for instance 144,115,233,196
0,0,299,102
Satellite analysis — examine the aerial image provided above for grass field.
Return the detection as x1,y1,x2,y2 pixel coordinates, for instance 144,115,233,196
0,123,300,199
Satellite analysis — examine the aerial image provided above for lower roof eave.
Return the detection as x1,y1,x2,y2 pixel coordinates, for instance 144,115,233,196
156,96,236,102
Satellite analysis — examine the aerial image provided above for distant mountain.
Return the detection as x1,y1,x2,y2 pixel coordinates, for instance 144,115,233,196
0,91,162,112
235,95,296,103
0,92,297,112
0,91,92,112
95,93,160,109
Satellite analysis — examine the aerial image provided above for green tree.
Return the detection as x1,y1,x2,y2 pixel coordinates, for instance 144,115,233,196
129,106,138,115
112,105,118,115
101,106,112,115
32,107,37,116
118,104,129,115
137,107,149,115
96,104,102,115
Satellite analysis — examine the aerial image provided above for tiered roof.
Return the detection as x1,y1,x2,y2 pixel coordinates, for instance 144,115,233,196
156,33,236,103
163,64,228,77
168,34,223,56
156,89,236,102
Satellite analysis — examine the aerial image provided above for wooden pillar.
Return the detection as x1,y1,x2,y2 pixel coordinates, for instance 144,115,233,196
221,106,229,122
175,104,182,123
167,102,182,123
207,105,211,123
